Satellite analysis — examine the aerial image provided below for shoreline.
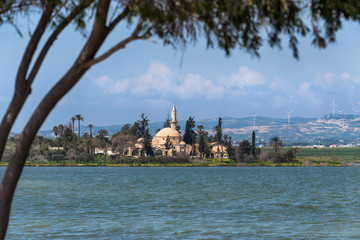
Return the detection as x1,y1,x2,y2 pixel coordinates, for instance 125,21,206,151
0,163,356,167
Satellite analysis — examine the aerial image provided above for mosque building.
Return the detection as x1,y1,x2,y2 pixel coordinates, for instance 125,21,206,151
151,104,192,156
122,104,227,158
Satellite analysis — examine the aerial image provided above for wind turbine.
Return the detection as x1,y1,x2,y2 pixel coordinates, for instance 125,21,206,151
285,110,293,125
353,109,360,116
251,114,257,127
330,99,339,116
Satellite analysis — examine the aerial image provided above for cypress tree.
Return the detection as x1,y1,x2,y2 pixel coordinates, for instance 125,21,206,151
252,131,256,157
215,117,222,143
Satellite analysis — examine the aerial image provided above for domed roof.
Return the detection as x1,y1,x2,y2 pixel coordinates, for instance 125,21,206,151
180,141,186,145
155,127,180,137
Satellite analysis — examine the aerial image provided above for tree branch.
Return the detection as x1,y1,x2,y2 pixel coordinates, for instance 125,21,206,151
108,5,129,32
26,0,94,86
0,3,55,164
85,19,146,68
15,3,55,91
0,1,113,237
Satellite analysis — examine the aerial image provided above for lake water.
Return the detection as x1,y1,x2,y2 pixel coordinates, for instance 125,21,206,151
1,167,360,239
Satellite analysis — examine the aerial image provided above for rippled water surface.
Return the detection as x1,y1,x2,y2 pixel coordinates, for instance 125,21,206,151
2,167,360,239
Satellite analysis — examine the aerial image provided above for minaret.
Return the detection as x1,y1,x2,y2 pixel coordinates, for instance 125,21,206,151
171,104,177,130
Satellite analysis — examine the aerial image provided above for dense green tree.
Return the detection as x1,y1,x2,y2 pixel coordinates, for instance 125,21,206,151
282,148,298,162
143,129,154,156
96,129,110,161
137,113,149,137
129,122,141,137
130,113,149,137
82,133,93,154
96,129,108,142
239,140,251,156
2,0,360,237
198,134,206,158
119,124,131,135
183,116,196,145
197,125,209,158
269,136,283,153
62,125,76,150
225,136,235,160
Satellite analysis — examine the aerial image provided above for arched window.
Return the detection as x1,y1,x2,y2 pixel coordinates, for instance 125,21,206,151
155,150,163,156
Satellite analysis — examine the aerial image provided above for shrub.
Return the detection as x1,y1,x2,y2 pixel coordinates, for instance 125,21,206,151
27,155,48,164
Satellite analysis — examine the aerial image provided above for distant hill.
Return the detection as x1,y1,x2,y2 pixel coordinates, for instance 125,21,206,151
31,114,360,144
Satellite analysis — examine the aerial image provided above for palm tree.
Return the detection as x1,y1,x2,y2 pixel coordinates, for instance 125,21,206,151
88,124,94,137
58,124,65,136
52,125,61,153
75,114,84,138
52,126,59,138
71,117,76,134
269,136,282,153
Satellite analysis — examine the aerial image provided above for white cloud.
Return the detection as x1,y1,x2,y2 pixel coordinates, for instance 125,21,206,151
93,60,230,99
296,82,322,108
174,73,225,99
314,71,360,90
219,65,265,91
93,75,129,94
228,65,265,88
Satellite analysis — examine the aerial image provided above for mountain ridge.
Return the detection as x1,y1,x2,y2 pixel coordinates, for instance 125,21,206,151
25,114,360,144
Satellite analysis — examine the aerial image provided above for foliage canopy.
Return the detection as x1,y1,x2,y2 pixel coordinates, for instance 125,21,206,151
2,0,360,238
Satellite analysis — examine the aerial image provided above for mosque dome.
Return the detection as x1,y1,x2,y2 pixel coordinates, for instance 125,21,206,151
180,141,186,145
155,127,180,138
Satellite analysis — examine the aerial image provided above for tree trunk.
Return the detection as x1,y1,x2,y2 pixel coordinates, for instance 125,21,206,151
78,120,81,139
0,4,55,162
0,62,90,239
0,91,29,161
0,1,111,237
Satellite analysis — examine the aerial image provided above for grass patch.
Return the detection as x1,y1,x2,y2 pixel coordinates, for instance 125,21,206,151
262,147,360,163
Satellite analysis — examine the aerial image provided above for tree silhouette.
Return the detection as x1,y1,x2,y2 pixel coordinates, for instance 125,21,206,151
88,124,94,137
269,136,283,153
75,114,84,139
1,0,360,237
71,117,76,134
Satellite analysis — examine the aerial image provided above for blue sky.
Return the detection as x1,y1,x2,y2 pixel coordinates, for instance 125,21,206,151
1,18,360,132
